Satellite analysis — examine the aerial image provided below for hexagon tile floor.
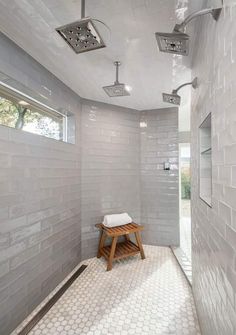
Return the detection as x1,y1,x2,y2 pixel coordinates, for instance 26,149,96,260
21,245,202,335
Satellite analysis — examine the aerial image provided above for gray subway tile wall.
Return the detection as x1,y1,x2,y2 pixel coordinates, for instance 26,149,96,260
80,102,180,259
140,108,179,246
191,1,236,334
80,99,141,259
0,32,180,334
0,33,82,335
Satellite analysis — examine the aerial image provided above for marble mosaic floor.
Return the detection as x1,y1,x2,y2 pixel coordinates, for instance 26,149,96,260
26,245,200,335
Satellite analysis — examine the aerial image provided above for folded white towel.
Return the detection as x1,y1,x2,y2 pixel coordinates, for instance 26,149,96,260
103,213,132,228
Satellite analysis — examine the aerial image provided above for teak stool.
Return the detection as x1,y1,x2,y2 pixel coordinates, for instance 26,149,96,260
95,222,145,271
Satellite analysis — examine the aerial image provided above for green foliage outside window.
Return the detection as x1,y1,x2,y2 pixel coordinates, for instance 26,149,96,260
181,171,191,199
0,95,63,140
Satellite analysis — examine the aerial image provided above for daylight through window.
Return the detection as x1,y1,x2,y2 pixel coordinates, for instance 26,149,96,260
0,84,66,141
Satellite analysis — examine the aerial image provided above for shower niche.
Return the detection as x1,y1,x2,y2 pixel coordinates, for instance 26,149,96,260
199,113,212,207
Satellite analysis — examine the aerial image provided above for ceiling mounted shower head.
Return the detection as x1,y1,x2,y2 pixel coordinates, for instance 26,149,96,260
56,18,106,54
162,77,198,106
56,0,106,54
155,7,222,56
103,61,131,97
103,83,130,97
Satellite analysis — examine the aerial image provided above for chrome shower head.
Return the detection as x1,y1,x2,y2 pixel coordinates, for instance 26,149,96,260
56,18,105,54
155,31,189,56
162,92,181,105
162,77,198,106
56,0,106,54
103,83,130,97
103,61,130,97
155,7,222,56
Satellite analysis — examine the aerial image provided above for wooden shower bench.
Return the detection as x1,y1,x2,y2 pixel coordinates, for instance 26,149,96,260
95,222,145,271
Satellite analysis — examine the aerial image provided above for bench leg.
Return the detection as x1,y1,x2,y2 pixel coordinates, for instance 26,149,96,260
135,232,145,260
107,236,118,271
124,234,130,242
97,230,106,258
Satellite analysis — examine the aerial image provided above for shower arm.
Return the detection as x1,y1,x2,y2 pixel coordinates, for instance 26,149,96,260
114,61,121,85
80,0,111,35
81,0,86,18
173,7,222,33
172,78,197,94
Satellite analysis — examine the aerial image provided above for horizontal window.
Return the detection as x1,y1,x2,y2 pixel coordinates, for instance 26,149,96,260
0,82,70,142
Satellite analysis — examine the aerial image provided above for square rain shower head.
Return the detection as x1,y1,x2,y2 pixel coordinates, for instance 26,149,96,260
56,18,106,54
162,93,181,105
103,83,130,97
155,31,189,56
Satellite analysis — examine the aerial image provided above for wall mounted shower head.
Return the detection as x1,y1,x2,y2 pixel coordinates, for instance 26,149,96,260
103,61,131,97
155,7,222,56
162,77,198,106
162,92,181,105
156,31,189,56
56,0,106,54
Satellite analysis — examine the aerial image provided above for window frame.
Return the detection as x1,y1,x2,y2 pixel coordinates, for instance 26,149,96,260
0,81,68,142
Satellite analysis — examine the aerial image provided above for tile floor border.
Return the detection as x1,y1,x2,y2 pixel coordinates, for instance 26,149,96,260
171,246,192,285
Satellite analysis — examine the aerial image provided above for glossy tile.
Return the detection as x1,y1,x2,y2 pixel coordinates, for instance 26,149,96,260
140,108,179,246
81,99,141,260
191,2,236,334
0,32,82,335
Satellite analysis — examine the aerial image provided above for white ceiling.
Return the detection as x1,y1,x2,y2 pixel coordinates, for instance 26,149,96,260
0,0,203,131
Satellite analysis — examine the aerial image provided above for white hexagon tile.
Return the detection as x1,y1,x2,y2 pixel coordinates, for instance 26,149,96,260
27,245,201,335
